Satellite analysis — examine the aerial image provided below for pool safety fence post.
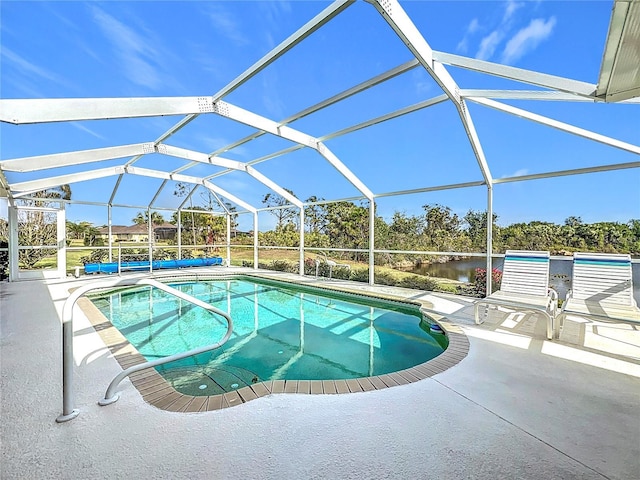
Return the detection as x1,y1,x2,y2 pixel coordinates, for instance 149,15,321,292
147,208,153,274
253,212,259,269
57,300,80,423
56,277,233,422
108,205,113,263
178,210,182,260
369,199,375,285
226,214,231,267
299,207,305,276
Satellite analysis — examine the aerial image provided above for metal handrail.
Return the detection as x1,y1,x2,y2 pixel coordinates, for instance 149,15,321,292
56,276,233,423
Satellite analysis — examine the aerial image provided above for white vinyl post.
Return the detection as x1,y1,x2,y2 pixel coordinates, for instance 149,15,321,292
177,210,182,260
107,205,113,262
147,208,153,273
253,212,259,269
299,207,305,276
57,205,66,279
226,214,231,267
369,199,375,285
486,185,494,297
8,206,18,282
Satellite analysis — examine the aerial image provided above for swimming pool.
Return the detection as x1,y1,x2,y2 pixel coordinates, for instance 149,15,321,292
90,276,448,397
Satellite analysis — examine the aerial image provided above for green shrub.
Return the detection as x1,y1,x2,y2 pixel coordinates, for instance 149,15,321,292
269,260,291,272
374,271,396,286
79,249,109,265
398,275,438,291
434,283,458,294
349,268,370,283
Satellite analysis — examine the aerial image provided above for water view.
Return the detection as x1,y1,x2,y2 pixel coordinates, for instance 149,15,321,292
404,256,640,303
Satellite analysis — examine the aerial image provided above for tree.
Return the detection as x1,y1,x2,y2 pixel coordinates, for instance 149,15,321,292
324,201,370,261
463,209,499,252
263,190,298,230
304,196,327,234
17,185,71,268
174,183,199,246
132,211,165,226
422,204,462,251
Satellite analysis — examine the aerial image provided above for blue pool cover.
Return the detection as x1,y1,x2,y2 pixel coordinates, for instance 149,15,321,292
84,257,223,274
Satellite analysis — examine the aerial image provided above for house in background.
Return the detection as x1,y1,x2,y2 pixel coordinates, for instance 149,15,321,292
98,223,177,243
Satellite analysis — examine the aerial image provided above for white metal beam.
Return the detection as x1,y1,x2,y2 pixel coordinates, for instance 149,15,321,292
459,90,601,102
245,166,302,208
10,166,125,192
178,185,199,210
367,0,493,185
148,179,168,208
365,0,459,101
316,143,374,200
121,165,258,213
141,0,355,176
319,95,448,141
468,97,640,155
181,59,419,175
155,143,301,207
493,161,640,184
213,100,374,199
0,97,214,124
212,0,355,102
212,100,318,148
1,143,154,172
157,144,245,170
176,59,421,175
204,146,306,181
374,180,486,198
0,170,10,198
125,114,199,170
433,51,598,99
203,180,256,213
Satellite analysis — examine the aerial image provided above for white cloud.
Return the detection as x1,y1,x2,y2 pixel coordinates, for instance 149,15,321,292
1,47,71,88
501,16,557,64
258,1,292,29
89,6,166,90
503,169,529,178
203,4,249,46
70,122,106,140
503,0,524,23
476,31,503,61
457,18,480,53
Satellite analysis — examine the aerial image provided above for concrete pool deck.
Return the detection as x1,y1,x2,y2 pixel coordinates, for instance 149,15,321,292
1,267,639,479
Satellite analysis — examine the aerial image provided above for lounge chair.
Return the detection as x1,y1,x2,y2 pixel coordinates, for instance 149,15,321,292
474,250,558,340
555,252,640,338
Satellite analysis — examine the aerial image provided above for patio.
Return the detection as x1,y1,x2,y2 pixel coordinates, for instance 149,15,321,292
1,269,638,479
1,0,639,477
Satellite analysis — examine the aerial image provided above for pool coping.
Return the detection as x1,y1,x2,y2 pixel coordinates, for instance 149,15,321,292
77,272,470,413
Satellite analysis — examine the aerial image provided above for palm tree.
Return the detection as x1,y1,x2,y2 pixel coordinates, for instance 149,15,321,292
132,211,165,226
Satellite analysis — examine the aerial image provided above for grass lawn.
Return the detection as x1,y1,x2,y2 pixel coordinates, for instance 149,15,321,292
26,243,462,292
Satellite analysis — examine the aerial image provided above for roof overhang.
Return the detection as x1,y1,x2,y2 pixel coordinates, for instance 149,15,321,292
596,0,640,102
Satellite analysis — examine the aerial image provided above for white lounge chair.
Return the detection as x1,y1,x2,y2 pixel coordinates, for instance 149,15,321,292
555,252,640,338
474,250,558,340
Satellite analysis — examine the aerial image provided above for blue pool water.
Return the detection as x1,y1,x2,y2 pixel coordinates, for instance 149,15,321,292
91,277,446,395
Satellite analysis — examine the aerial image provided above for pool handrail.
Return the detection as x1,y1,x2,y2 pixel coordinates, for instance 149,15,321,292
56,276,233,423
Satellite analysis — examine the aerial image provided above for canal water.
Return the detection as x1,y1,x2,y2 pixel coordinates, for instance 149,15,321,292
404,257,640,303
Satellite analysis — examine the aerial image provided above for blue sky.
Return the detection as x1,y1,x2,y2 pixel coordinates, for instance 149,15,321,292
1,0,638,231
